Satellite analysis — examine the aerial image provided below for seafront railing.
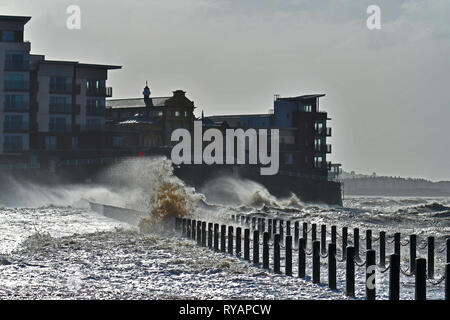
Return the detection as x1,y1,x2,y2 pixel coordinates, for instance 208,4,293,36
174,215,449,300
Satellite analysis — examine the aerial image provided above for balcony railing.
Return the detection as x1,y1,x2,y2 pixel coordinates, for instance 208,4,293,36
49,123,72,132
86,87,112,97
86,106,106,116
315,127,332,136
315,144,332,153
4,80,29,91
3,143,24,153
4,60,29,71
3,122,29,132
4,101,29,112
49,103,80,114
50,84,81,94
81,123,105,131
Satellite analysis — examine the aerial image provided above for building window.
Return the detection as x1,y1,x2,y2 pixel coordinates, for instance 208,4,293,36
304,105,312,112
314,156,324,168
284,153,294,165
2,31,15,42
5,94,29,111
112,136,123,147
175,111,181,117
4,135,23,152
72,137,78,150
45,136,57,150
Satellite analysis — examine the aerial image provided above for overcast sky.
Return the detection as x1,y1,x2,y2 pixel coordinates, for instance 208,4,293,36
2,0,450,181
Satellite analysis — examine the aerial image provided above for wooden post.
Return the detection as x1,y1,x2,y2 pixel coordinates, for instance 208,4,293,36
366,249,376,300
261,218,266,234
410,234,416,274
272,219,277,235
286,235,292,276
447,238,450,264
354,228,360,259
244,229,250,261
294,222,299,247
427,236,434,279
312,223,317,241
274,234,281,274
366,229,372,250
263,232,269,269
394,233,401,256
201,221,207,247
220,225,226,252
252,217,256,230
389,254,400,301
213,223,219,251
346,246,355,297
331,225,336,244
182,218,187,236
379,231,386,267
415,258,426,300
228,226,234,255
298,238,306,278
236,227,242,257
196,221,201,244
279,220,284,241
253,230,260,265
191,220,196,240
328,243,336,290
312,240,320,284
445,263,449,301
321,224,326,254
208,223,213,248
286,221,291,236
342,227,348,259
303,222,308,249
268,219,273,239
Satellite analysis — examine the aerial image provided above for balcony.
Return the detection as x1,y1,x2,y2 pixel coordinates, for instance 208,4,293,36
81,123,105,131
4,80,29,91
86,86,112,97
314,144,332,154
3,143,24,153
4,60,29,71
49,84,81,94
86,106,106,116
3,122,29,132
315,127,332,137
4,101,29,112
49,103,80,114
49,123,72,133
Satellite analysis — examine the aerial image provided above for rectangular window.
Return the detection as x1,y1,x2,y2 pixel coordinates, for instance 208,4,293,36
2,31,15,42
45,136,57,150
50,77,72,92
112,136,123,147
285,153,294,165
72,137,78,150
4,135,23,152
5,94,29,111
314,156,324,168
5,52,29,69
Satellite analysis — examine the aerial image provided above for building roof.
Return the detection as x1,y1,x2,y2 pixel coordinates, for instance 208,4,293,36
107,97,171,109
277,94,326,101
37,60,121,70
0,15,31,24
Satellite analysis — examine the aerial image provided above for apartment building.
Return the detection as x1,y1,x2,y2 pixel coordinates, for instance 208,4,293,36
0,15,120,168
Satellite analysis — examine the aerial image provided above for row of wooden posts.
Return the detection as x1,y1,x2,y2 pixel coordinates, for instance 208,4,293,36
174,215,449,300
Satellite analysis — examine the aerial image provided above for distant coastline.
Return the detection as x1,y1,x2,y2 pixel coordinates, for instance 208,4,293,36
342,172,450,197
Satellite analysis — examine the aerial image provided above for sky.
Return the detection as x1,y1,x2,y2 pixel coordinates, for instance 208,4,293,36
1,0,450,181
